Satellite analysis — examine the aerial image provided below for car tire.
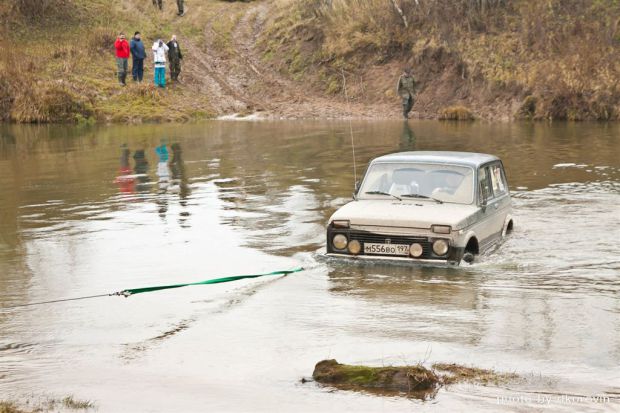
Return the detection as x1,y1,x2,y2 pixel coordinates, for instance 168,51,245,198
462,252,475,264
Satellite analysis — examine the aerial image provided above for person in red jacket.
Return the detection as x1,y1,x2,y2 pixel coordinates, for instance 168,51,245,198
114,32,130,86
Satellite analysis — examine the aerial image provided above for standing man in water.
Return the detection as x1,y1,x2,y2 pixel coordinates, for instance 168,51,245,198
130,32,146,82
167,35,183,83
397,67,416,119
114,32,130,86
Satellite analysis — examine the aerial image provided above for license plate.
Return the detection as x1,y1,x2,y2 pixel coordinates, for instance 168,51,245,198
363,243,410,256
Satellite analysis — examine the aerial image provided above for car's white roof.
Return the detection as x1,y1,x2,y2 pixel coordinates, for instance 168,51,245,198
371,151,500,167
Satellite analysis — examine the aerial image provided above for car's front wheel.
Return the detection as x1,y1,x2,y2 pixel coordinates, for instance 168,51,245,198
462,251,475,264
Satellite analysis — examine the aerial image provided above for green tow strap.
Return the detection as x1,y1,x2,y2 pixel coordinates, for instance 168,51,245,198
118,267,304,297
0,267,304,310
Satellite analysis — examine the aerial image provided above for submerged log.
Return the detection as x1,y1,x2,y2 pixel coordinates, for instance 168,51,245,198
312,359,521,399
312,359,440,393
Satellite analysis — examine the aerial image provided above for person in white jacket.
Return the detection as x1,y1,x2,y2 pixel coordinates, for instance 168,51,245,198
152,39,169,88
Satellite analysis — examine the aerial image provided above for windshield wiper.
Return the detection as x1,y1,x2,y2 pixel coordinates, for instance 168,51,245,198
401,193,443,204
365,191,402,201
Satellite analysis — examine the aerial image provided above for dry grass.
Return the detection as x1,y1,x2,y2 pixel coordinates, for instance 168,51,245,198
0,396,94,412
0,40,94,123
0,401,25,413
439,106,475,121
12,0,72,22
433,363,520,385
211,10,245,56
1,0,215,123
60,396,95,410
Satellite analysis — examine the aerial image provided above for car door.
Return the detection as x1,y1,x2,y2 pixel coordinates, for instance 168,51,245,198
489,161,511,235
481,162,510,249
473,164,496,249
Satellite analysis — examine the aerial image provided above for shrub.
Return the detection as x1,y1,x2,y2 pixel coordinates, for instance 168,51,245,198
516,95,537,119
10,83,93,123
0,75,12,121
15,0,71,21
438,106,475,120
90,27,117,53
41,84,93,122
124,83,163,101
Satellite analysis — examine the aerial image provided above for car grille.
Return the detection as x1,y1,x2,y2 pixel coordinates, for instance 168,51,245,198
348,231,433,258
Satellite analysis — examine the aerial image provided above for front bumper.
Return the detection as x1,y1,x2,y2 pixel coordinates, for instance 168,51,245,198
326,227,465,264
325,252,459,266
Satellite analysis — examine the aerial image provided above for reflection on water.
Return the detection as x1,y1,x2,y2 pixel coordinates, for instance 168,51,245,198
156,142,170,218
133,146,150,192
170,143,191,227
401,120,415,147
0,121,619,412
115,144,134,194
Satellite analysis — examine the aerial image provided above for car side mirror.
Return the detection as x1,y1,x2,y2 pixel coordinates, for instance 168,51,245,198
353,180,360,200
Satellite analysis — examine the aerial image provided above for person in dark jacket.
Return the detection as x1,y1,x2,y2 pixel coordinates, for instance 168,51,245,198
130,32,146,82
397,67,416,119
167,35,183,82
114,32,130,86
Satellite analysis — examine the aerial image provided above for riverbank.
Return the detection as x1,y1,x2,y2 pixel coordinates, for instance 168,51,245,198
2,0,376,124
262,0,620,121
2,0,620,123
0,1,221,124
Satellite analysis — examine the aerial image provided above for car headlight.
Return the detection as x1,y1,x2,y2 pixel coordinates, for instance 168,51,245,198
348,240,361,255
432,239,449,256
409,243,423,258
332,234,348,250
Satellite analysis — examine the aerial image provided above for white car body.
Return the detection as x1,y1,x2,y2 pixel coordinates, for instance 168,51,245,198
326,151,513,265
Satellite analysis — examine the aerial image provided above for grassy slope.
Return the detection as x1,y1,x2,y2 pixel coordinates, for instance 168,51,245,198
3,0,620,122
260,0,620,121
0,0,229,123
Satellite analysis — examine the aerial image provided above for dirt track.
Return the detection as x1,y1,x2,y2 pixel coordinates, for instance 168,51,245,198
181,1,398,120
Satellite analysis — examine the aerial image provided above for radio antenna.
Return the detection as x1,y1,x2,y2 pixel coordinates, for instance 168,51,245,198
341,69,358,188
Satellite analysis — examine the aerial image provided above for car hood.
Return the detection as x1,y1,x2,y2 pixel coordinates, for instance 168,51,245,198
329,199,478,230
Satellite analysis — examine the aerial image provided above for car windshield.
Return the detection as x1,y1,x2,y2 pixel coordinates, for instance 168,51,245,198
359,162,474,204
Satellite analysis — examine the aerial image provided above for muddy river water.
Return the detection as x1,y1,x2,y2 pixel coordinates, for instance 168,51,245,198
0,120,619,412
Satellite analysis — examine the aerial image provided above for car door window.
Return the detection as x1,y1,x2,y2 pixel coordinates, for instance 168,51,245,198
490,163,507,197
500,164,509,193
478,166,493,204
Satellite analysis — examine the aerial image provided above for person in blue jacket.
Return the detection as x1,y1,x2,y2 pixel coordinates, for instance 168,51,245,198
130,32,146,82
